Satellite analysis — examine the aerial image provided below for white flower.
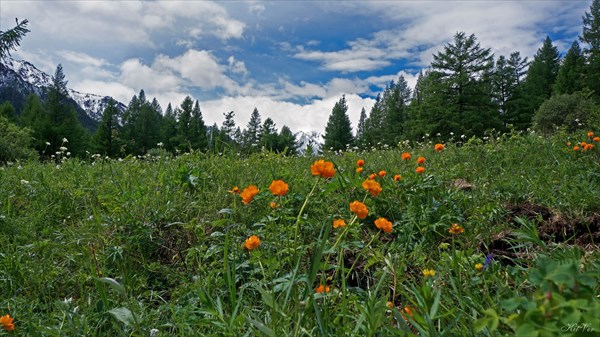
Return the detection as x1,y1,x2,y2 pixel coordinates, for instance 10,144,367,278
59,146,68,152
66,152,71,156
450,132,454,136
20,179,30,184
45,141,51,146
157,142,164,147
62,138,68,143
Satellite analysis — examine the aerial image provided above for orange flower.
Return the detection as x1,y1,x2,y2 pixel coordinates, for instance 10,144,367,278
394,174,402,181
448,223,464,235
244,235,261,250
0,314,14,331
240,185,260,204
401,152,411,161
362,179,382,197
588,131,594,138
584,143,594,151
349,200,369,219
369,173,377,180
333,219,346,229
229,186,241,194
269,180,289,196
387,301,394,309
315,284,331,293
573,146,580,151
356,167,364,173
403,306,414,317
581,141,587,147
269,201,280,209
357,159,365,167
416,156,425,165
434,143,445,152
311,160,336,179
374,217,393,233
593,136,600,142
416,166,425,174
378,170,387,177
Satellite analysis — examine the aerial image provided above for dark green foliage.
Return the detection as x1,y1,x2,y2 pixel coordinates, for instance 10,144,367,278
92,99,120,156
160,103,178,152
0,18,29,60
0,101,16,121
121,90,162,155
259,117,279,151
0,114,36,162
553,41,585,95
532,92,600,133
277,125,298,155
323,95,354,151
242,107,262,153
175,96,194,151
581,0,600,103
189,100,208,151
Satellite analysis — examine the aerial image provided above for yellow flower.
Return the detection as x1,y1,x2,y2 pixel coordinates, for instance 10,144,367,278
475,263,484,271
374,217,393,233
448,223,464,235
416,156,426,165
438,242,450,250
415,166,425,174
422,269,436,277
435,143,445,152
362,178,382,197
240,185,260,204
269,180,289,196
315,284,331,293
349,200,369,219
333,219,346,229
244,235,261,250
0,314,14,331
311,160,336,179
228,186,240,194
394,174,402,181
401,152,411,161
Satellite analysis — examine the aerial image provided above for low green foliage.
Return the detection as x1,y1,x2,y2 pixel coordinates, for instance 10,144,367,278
0,130,599,336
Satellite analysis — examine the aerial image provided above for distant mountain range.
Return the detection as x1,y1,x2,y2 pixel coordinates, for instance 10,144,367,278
0,58,126,130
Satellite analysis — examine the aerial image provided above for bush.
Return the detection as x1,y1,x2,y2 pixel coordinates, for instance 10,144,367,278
0,115,37,163
533,92,600,134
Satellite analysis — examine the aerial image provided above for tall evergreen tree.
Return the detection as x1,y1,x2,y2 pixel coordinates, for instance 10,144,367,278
160,103,178,152
580,0,600,102
92,99,120,156
277,125,298,155
176,96,194,150
259,118,279,151
323,95,354,151
221,111,236,143
189,100,208,151
0,18,29,60
382,76,411,145
121,90,162,154
242,107,262,152
20,93,50,152
363,94,384,146
355,107,367,147
553,41,586,95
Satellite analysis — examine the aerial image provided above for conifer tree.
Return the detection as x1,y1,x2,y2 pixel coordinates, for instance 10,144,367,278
382,76,411,145
160,103,178,152
0,18,29,60
189,100,208,151
323,95,354,151
92,99,120,156
553,41,586,95
242,107,262,153
581,0,600,102
278,125,298,155
259,117,279,150
355,107,367,147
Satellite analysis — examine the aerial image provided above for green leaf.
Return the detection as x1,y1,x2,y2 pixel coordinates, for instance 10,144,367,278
97,277,126,296
109,307,135,327
245,316,276,337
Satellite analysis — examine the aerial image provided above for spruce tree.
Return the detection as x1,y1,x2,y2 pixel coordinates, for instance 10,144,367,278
92,99,120,156
355,107,367,147
382,76,411,145
581,0,600,102
278,125,298,155
160,103,178,152
323,95,354,151
190,100,208,151
0,18,29,60
177,96,194,150
553,41,586,95
259,118,279,151
242,107,262,152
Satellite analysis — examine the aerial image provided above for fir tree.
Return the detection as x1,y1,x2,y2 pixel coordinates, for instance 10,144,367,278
259,118,278,151
553,41,586,95
581,0,600,102
323,95,354,151
278,125,298,155
160,103,178,152
242,107,262,152
92,99,120,156
189,100,208,151
0,18,29,60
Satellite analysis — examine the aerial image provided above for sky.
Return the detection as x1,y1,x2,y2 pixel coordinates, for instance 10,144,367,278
0,0,592,134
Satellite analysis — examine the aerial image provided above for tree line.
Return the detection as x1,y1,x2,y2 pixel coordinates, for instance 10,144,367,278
322,0,600,150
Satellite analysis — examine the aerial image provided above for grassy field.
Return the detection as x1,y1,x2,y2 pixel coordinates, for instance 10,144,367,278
1,130,599,336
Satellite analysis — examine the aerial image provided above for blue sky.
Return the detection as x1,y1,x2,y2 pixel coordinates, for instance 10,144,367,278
0,0,591,134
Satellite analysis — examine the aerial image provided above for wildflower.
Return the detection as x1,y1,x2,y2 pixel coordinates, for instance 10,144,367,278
311,160,336,178
369,173,377,179
362,179,382,197
403,306,414,317
45,141,51,146
415,166,425,174
401,152,411,161
422,269,436,277
394,174,402,181
244,235,261,250
228,186,241,194
435,143,445,152
269,180,289,196
416,156,425,165
573,146,580,151
438,242,450,250
581,141,587,147
584,143,594,151
474,263,484,271
349,200,369,219
0,314,14,331
387,301,394,309
593,137,600,142
240,185,259,204
315,284,331,293
588,131,594,138
62,137,68,143
357,159,365,167
333,219,346,229
356,167,364,173
378,170,386,177
59,146,68,152
566,142,572,146
374,217,393,233
20,179,29,185
448,223,464,235
157,142,164,147
269,202,280,209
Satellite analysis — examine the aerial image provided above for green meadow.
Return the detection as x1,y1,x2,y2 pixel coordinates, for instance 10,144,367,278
1,130,599,336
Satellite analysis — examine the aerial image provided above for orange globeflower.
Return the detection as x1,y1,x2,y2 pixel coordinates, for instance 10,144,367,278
378,170,387,177
593,136,600,142
356,167,364,173
369,173,377,180
573,146,580,151
333,219,346,229
244,235,261,250
448,223,464,235
584,143,595,151
581,141,587,147
357,159,365,167
269,201,280,209
435,143,445,152
0,314,14,331
362,179,382,197
588,131,594,138
240,185,260,204
311,160,336,178
416,166,425,174
228,186,241,194
394,174,402,182
269,180,289,196
349,200,369,219
401,152,411,161
374,217,393,233
403,306,414,317
387,301,394,309
417,156,426,165
315,284,331,293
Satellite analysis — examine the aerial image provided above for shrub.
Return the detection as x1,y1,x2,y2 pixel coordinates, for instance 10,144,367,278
0,115,37,163
533,92,600,134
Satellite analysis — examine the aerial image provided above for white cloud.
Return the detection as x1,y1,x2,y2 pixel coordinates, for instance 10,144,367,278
228,56,249,76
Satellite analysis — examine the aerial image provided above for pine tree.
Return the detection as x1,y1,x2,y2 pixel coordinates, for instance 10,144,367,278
580,0,600,102
176,96,194,150
221,111,236,143
20,93,50,152
92,99,120,156
242,107,262,153
189,100,208,151
121,90,162,154
259,118,278,151
363,94,384,146
323,95,354,151
277,125,298,155
0,18,29,60
382,76,411,145
355,107,367,147
160,103,178,152
553,41,586,95
0,101,16,121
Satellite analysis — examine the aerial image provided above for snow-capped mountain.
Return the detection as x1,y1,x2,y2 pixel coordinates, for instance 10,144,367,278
0,57,125,125
295,130,322,155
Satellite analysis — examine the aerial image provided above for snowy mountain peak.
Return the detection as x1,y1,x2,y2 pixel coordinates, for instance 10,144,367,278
2,58,53,88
